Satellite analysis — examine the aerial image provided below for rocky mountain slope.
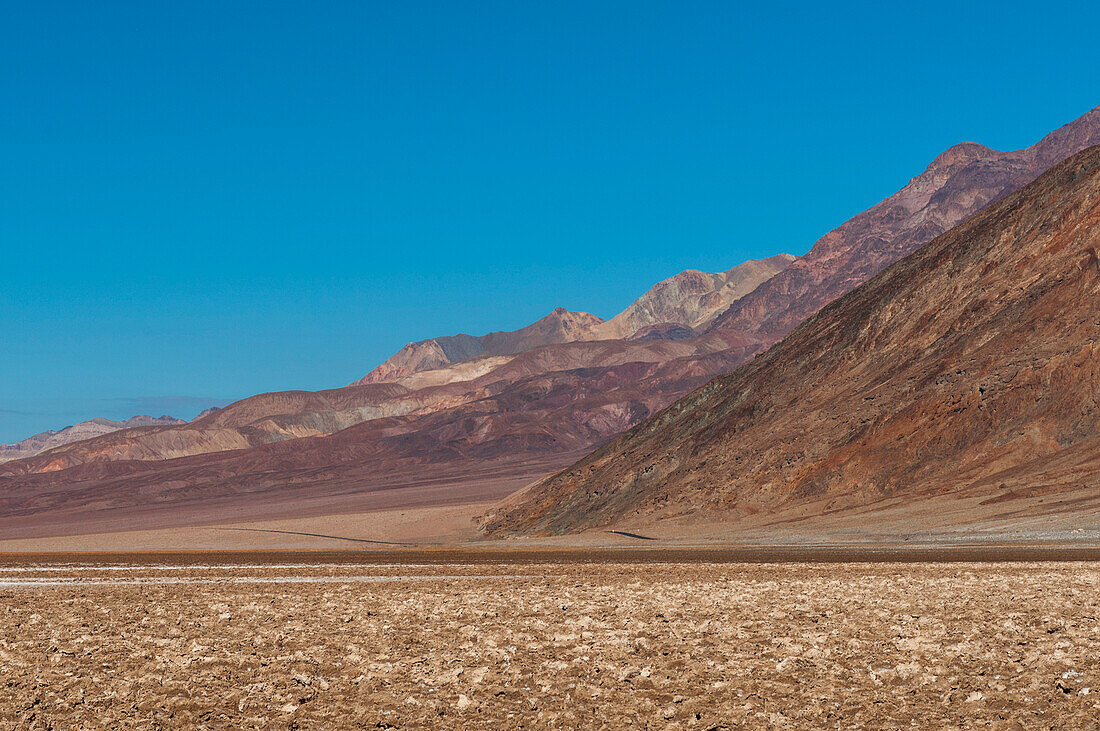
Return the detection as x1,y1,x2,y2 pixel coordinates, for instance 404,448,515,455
0,342,764,536
480,145,1100,535
0,415,184,464
706,106,1100,339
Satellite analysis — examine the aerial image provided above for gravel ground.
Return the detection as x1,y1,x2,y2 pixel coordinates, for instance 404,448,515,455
1,561,1098,728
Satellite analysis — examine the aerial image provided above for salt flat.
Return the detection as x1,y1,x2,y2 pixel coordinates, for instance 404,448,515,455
2,557,1099,728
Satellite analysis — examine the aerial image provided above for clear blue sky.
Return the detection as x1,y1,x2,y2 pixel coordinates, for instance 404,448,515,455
2,1,1098,442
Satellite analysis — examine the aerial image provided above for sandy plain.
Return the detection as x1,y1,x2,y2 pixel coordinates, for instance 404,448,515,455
2,556,1099,729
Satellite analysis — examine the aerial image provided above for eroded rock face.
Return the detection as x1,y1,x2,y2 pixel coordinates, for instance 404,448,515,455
626,323,697,342
482,145,1100,535
706,106,1100,339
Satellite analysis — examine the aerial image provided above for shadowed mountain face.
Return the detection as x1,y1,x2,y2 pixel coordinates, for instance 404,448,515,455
480,146,1100,535
0,415,185,464
706,106,1100,339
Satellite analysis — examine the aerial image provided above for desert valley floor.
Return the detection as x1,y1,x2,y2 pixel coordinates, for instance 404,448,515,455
2,552,1100,729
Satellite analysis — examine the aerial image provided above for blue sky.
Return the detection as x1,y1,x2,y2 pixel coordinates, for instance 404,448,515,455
2,1,1098,442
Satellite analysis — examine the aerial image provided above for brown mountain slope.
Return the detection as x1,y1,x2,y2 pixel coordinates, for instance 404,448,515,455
0,334,747,477
706,105,1100,339
0,415,185,464
480,145,1100,535
0,384,416,474
0,344,761,539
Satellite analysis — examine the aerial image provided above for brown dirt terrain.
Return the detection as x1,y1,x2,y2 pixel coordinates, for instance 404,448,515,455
2,559,1098,728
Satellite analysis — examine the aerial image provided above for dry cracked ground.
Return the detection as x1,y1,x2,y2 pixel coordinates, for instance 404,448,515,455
1,559,1099,728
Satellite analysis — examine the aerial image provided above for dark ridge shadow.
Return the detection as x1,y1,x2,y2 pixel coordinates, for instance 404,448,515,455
220,527,412,546
606,530,657,541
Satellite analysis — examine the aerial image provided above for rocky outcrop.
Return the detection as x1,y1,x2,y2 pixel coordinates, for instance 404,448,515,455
480,145,1100,535
191,406,222,421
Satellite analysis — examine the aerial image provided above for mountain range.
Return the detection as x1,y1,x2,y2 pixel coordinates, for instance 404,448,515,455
2,104,1098,542
483,143,1100,535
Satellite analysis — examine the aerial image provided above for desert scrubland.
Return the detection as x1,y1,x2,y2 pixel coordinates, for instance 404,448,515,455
1,558,1098,728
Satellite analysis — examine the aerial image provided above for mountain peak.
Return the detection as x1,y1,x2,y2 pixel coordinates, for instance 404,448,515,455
923,141,997,173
